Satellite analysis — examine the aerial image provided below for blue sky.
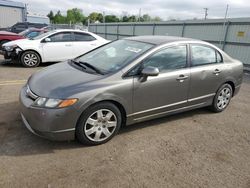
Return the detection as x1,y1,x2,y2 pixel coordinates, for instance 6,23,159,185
17,0,250,20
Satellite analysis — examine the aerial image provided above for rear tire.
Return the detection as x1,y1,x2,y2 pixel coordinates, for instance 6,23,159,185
76,102,122,145
210,83,233,113
20,51,41,67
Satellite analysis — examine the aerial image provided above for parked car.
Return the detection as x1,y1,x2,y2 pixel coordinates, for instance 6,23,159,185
0,31,24,50
18,27,48,39
9,22,47,33
0,28,48,50
2,29,108,67
19,36,243,145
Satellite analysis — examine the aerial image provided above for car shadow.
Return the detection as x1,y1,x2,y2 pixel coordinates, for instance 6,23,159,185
0,100,212,157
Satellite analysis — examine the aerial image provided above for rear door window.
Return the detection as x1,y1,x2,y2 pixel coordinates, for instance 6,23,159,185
191,45,222,66
74,32,96,41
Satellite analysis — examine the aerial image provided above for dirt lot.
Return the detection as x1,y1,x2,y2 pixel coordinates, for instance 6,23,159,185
0,55,250,188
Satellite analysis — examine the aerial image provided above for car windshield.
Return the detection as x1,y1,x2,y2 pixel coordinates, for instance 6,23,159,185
32,30,56,40
75,40,154,73
18,29,30,36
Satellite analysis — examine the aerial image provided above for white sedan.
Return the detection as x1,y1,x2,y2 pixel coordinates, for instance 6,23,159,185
2,29,109,67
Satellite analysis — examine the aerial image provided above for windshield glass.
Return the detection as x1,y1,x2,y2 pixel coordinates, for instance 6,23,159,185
76,40,154,73
18,29,30,36
32,30,56,40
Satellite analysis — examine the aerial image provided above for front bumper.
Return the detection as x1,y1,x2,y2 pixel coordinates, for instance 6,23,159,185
1,47,22,60
19,86,80,141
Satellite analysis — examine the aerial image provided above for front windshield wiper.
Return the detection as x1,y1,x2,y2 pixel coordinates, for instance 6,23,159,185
71,60,104,75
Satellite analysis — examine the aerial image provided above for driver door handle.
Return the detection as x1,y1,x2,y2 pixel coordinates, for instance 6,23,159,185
213,69,221,75
176,74,189,82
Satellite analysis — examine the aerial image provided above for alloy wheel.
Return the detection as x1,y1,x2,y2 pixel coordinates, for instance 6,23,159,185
23,53,38,67
84,109,117,142
217,87,231,110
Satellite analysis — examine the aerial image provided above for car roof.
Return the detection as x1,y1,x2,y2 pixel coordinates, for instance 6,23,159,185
53,29,89,33
125,35,200,45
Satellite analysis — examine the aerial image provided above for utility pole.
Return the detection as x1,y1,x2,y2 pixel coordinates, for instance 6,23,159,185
103,11,105,23
204,8,208,20
220,4,229,46
138,8,141,22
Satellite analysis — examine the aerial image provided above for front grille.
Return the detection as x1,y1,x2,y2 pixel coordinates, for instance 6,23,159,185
26,85,38,101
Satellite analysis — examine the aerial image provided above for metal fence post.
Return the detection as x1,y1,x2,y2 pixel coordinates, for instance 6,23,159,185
181,22,185,37
222,21,230,50
132,24,135,36
152,23,156,35
105,23,107,39
117,24,119,40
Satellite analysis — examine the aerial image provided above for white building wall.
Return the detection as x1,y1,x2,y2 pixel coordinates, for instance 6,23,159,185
0,6,23,28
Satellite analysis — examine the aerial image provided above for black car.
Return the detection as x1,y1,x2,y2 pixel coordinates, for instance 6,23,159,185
10,22,48,33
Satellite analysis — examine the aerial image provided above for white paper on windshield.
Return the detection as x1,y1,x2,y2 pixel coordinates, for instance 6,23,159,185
125,47,142,53
105,47,116,57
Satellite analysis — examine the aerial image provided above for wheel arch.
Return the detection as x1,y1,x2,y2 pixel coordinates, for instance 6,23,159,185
19,49,43,62
225,81,235,96
77,100,127,128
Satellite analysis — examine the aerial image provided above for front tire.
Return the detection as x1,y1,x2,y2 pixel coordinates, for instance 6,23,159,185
20,51,41,67
210,83,233,112
76,102,122,145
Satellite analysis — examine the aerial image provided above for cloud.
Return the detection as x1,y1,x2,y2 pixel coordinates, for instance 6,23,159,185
17,0,250,20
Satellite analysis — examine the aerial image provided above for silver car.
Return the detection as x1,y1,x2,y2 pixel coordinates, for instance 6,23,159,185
20,36,243,145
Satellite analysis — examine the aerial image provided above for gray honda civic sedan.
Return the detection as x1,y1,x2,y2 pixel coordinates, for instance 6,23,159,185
20,36,243,145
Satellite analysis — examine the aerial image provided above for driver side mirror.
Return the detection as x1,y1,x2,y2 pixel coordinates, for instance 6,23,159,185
44,38,51,42
139,66,159,82
141,66,159,77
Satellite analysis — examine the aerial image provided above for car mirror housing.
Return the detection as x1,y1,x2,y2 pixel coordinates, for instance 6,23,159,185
141,66,159,77
44,38,51,42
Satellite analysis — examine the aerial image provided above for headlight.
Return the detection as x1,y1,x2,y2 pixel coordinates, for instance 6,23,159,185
33,97,77,108
4,44,18,51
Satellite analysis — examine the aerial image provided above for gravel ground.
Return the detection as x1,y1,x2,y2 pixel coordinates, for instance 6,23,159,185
0,56,250,188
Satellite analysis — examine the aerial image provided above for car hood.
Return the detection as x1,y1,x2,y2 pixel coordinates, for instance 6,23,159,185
3,38,35,47
28,61,104,98
0,31,19,36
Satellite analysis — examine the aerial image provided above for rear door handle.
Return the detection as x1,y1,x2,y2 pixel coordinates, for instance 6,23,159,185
176,74,189,82
213,69,221,75
90,43,97,46
65,44,72,47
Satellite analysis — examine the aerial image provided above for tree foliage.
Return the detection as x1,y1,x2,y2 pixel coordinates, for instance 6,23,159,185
47,9,164,24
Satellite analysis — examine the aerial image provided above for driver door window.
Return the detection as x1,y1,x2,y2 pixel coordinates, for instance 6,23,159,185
143,45,187,72
49,32,72,42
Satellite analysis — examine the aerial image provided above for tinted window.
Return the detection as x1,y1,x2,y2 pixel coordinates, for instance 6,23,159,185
49,32,72,42
25,31,40,38
191,45,217,66
74,33,96,41
143,45,187,72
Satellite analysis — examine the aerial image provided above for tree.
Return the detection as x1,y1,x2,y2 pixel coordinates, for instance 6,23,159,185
105,15,120,23
151,16,162,22
88,12,103,23
47,10,54,23
121,16,129,22
128,15,136,22
53,10,66,24
66,8,85,24
142,14,151,22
